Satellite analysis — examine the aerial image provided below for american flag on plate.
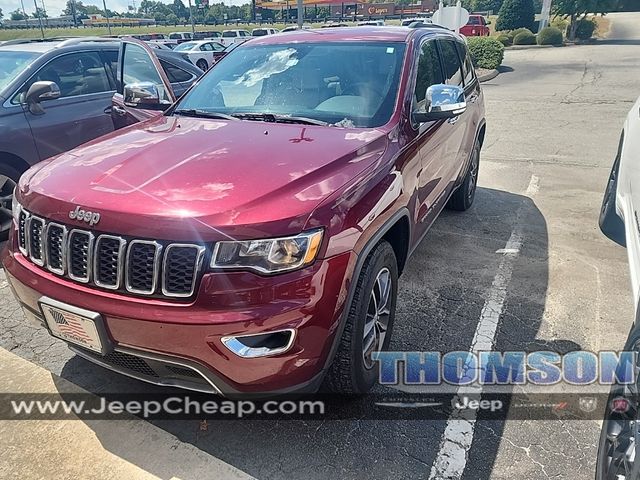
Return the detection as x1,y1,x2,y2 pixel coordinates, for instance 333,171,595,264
47,307,93,342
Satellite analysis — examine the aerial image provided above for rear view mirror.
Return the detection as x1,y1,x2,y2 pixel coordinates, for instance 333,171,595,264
25,81,60,115
413,84,467,123
124,82,169,110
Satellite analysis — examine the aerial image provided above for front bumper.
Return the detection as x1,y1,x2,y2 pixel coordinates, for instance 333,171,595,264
2,242,355,396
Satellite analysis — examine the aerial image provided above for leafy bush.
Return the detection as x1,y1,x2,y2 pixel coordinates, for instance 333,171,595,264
495,0,535,31
513,30,537,45
467,36,505,69
496,34,512,46
551,16,568,32
574,18,596,39
537,26,563,45
510,27,533,38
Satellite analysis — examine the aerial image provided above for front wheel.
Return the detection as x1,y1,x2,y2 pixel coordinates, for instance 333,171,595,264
323,241,398,394
447,140,480,211
0,164,22,240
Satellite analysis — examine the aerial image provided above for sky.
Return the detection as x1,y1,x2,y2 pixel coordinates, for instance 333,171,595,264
0,0,247,17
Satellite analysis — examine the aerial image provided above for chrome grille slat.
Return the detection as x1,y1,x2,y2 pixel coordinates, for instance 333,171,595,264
45,223,67,275
28,216,45,267
16,208,203,298
162,244,206,298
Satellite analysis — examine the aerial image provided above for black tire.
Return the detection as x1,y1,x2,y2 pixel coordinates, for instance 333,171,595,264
447,140,480,211
596,324,640,479
196,59,208,71
0,163,22,240
323,241,398,394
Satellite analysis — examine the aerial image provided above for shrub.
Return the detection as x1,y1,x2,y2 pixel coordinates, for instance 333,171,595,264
551,16,568,32
467,36,505,69
537,26,563,45
495,0,535,31
510,27,533,38
574,18,596,40
513,30,537,45
496,34,512,46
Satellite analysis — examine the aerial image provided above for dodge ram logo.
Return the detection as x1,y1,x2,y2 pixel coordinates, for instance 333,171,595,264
69,206,101,226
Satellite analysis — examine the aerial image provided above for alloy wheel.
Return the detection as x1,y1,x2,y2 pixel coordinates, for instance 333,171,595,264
362,267,392,370
0,175,16,235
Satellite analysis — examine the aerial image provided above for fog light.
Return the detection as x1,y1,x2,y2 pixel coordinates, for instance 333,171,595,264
221,329,295,358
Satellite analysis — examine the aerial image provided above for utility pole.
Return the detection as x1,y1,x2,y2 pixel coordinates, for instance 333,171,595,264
188,0,195,34
103,0,112,34
538,0,552,32
20,0,28,28
33,0,45,38
297,0,302,27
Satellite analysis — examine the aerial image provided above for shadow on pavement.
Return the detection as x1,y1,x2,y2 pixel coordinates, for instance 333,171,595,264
55,186,568,480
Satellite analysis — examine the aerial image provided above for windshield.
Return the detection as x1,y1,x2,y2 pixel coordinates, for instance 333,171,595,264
174,42,197,51
0,51,40,92
175,42,406,128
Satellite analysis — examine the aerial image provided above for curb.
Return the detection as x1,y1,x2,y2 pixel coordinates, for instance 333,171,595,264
505,44,555,50
477,69,499,82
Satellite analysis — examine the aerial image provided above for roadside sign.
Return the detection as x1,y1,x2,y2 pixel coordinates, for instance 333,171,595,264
432,5,470,31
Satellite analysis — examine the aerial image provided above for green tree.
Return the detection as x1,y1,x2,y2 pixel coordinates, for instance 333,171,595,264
85,5,103,14
552,0,620,39
10,9,27,20
495,0,535,30
166,12,178,24
0,7,4,19
32,6,47,18
170,0,189,18
473,0,503,13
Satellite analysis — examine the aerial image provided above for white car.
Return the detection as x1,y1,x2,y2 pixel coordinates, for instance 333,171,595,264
168,32,193,42
281,24,312,32
219,29,252,46
357,20,385,26
401,17,432,26
173,40,226,70
600,95,640,306
252,27,279,36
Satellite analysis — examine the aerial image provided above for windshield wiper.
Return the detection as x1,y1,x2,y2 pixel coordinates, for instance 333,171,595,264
173,109,237,121
230,112,328,126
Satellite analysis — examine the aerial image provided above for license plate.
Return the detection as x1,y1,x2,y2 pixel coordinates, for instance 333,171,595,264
40,299,105,354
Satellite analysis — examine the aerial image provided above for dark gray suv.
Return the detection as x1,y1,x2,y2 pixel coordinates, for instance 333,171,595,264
0,37,202,235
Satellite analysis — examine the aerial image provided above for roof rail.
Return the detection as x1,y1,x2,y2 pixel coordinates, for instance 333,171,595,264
54,37,120,48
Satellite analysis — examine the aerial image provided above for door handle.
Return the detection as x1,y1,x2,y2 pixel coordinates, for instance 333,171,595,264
103,106,112,115
112,105,127,117
448,116,460,125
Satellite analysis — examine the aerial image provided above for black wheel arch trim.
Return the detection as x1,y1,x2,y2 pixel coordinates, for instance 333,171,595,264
599,130,626,248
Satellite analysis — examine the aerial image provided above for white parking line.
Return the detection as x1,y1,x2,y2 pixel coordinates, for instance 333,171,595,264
428,174,536,479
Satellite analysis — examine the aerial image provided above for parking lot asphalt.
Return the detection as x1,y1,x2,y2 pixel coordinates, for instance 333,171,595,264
1,12,640,479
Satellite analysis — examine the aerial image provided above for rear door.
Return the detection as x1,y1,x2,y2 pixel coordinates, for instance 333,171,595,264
22,50,116,160
110,39,176,129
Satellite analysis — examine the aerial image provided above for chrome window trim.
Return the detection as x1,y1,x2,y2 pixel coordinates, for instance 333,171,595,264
66,229,95,283
27,215,46,267
125,240,162,295
17,209,30,257
161,243,206,298
93,234,127,290
44,222,68,275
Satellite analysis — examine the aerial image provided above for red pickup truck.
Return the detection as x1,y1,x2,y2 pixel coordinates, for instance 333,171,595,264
460,14,491,36
3,27,486,396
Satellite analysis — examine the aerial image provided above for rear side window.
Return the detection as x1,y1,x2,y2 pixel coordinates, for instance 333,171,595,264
455,42,476,87
413,40,445,115
438,40,464,87
160,60,194,83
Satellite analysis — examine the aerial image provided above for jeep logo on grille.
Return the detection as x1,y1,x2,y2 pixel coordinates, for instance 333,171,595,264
69,206,101,226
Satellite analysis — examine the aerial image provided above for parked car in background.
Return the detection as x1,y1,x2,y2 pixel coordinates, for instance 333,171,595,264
252,27,279,36
281,24,311,32
357,20,385,26
219,29,252,46
169,32,193,43
173,40,226,70
0,38,201,237
210,41,242,64
146,42,173,50
194,31,221,40
597,94,640,479
2,28,485,396
321,23,348,28
459,15,490,36
401,17,432,26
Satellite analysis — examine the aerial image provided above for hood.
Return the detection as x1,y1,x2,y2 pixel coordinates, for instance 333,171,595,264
20,115,388,241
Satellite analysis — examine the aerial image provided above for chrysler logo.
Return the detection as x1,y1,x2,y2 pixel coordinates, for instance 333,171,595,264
69,206,101,226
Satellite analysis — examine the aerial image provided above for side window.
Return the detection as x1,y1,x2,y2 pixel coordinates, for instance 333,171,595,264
160,60,194,84
413,40,444,110
29,52,111,98
200,43,213,51
438,40,464,87
122,43,171,102
102,49,119,83
455,42,476,88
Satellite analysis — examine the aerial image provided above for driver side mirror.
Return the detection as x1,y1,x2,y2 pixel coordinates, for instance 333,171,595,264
124,82,170,110
412,84,467,124
25,81,61,115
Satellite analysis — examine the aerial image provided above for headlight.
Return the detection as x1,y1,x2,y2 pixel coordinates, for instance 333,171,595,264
210,229,323,274
11,189,21,223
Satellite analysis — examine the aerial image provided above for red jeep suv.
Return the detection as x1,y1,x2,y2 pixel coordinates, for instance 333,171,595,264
3,27,485,396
